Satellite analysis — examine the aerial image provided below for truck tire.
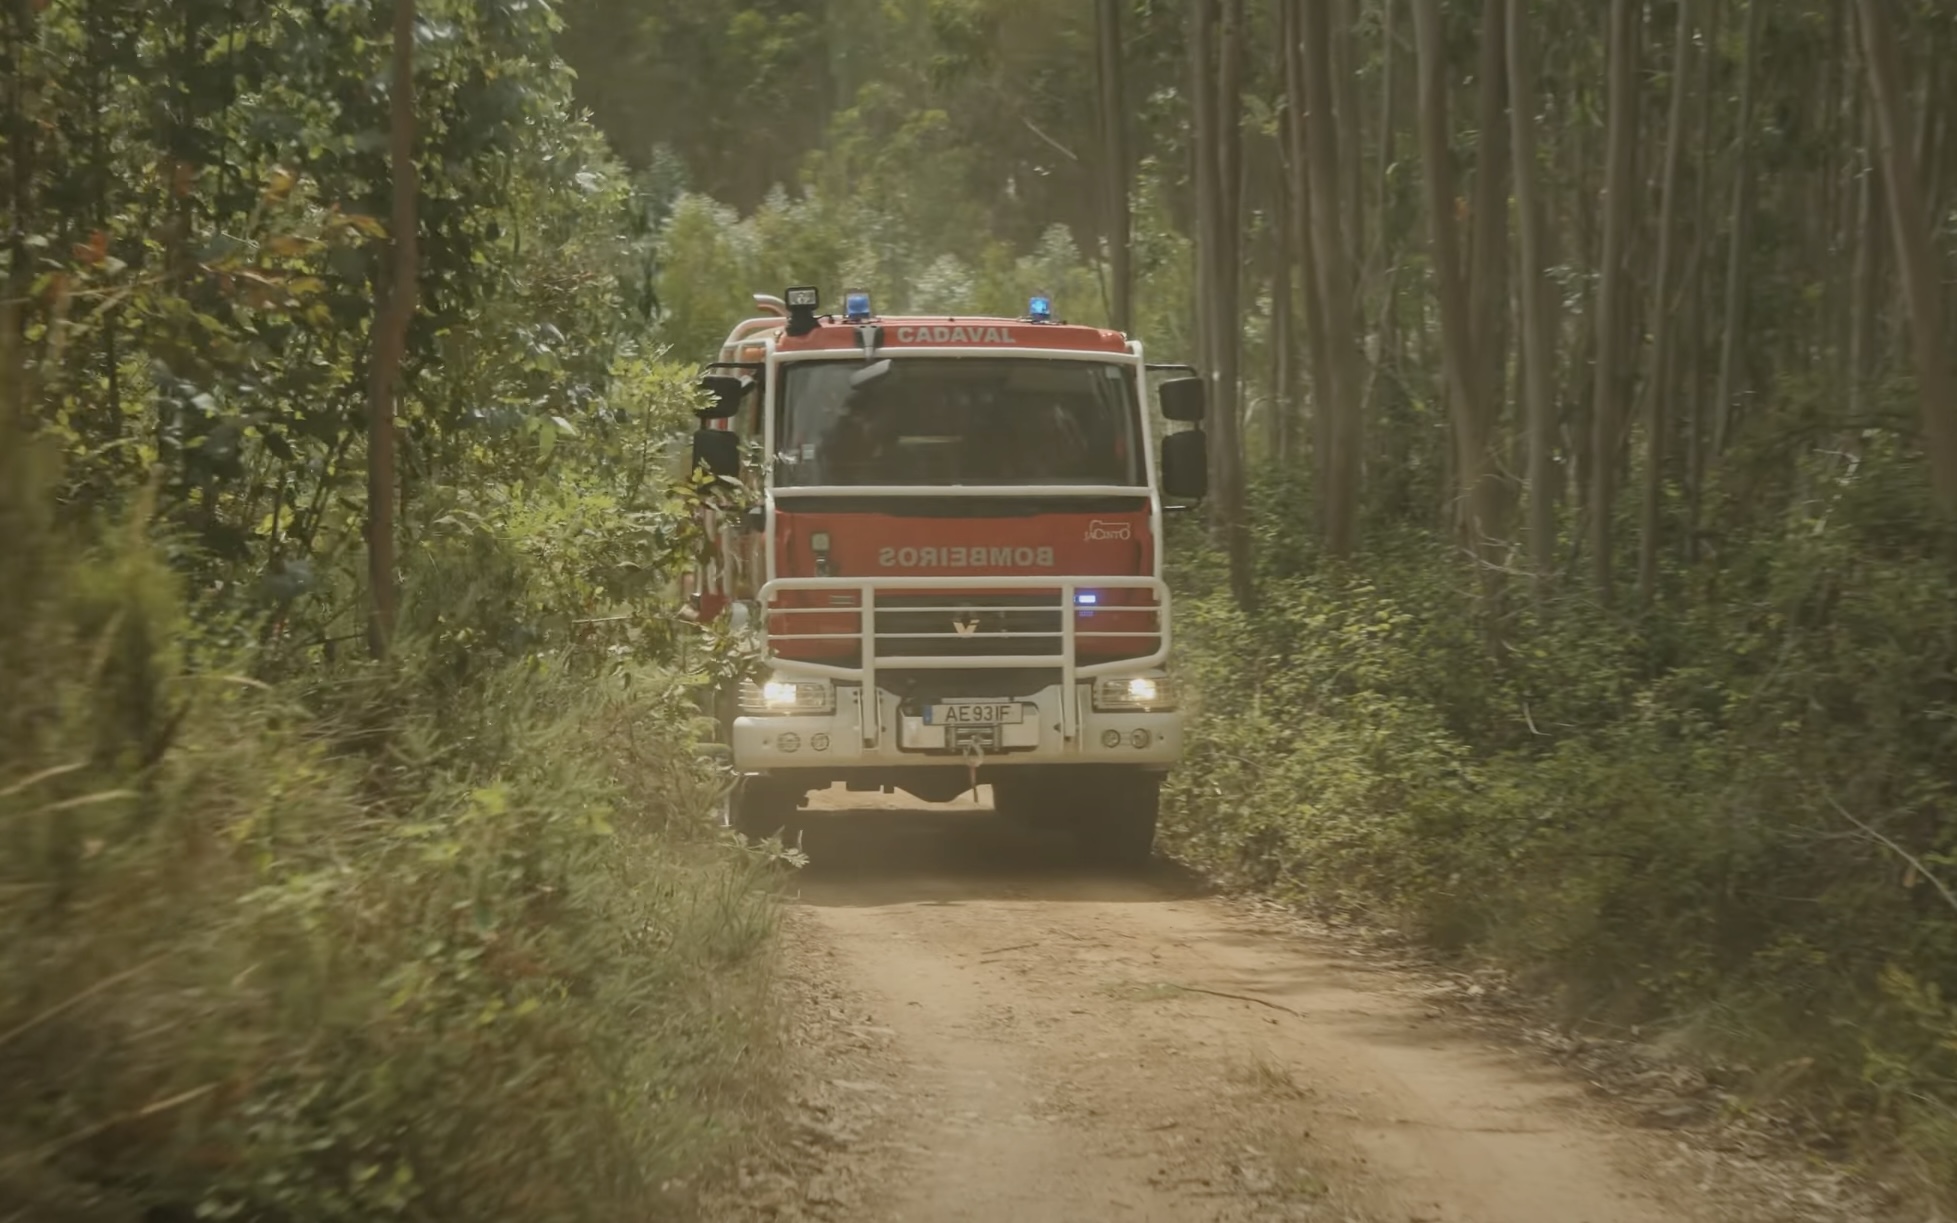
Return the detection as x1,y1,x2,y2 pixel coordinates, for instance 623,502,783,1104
730,777,800,842
1078,772,1161,868
990,774,1063,826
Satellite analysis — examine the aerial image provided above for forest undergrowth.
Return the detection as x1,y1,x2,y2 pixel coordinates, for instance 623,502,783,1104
0,1,790,1215
0,412,788,1223
1162,463,1957,1200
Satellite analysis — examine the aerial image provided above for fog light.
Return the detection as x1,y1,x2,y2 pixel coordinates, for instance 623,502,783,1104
1101,729,1122,748
778,732,801,753
1131,729,1151,749
811,733,830,752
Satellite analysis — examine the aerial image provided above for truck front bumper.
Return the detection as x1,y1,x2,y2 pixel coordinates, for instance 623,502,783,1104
732,681,1182,772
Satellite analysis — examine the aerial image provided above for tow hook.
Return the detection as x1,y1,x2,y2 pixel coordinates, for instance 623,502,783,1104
963,741,984,802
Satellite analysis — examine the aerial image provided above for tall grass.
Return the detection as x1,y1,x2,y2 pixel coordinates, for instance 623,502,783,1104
0,423,782,1221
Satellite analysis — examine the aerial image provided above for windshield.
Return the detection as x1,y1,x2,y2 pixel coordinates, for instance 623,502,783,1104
773,358,1143,487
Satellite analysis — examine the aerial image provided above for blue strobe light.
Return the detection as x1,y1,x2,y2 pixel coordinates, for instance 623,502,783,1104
844,290,873,322
1028,293,1053,323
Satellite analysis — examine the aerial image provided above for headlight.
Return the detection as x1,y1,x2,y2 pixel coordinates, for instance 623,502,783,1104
739,676,836,716
1091,675,1179,712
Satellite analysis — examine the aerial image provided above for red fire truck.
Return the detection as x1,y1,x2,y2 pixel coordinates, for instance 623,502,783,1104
687,286,1208,864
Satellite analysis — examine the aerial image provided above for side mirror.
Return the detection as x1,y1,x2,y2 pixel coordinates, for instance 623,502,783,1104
1160,429,1208,502
1158,376,1207,423
696,374,748,421
743,505,765,533
692,427,741,481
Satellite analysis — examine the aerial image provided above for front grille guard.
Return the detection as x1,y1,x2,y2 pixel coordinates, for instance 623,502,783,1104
756,575,1170,748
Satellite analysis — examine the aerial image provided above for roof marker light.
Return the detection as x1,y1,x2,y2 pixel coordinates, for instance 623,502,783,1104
1028,293,1053,323
844,289,873,322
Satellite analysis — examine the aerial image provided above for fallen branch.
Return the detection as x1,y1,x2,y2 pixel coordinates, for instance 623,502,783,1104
1830,796,1957,919
0,762,85,799
978,942,1039,957
10,788,138,824
1167,983,1305,1018
1021,116,1081,163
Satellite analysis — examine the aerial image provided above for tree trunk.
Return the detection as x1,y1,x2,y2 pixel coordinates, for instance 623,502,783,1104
1191,0,1253,605
1686,0,1722,563
1271,178,1295,463
1712,0,1763,458
1214,0,1254,608
1507,0,1558,582
1191,0,1218,395
1374,0,1403,400
1466,0,1510,558
1282,0,1330,491
367,0,418,657
1413,0,1501,576
1637,0,1694,608
1588,0,1638,602
1096,0,1133,334
1410,1,1473,513
1467,0,1509,431
1301,0,1362,558
1849,101,1885,425
1268,3,1298,468
1333,0,1364,287
5,0,38,326
1913,52,1944,258
1376,0,1397,248
1857,0,1957,517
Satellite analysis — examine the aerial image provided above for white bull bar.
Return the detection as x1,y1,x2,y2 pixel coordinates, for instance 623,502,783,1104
756,575,1171,750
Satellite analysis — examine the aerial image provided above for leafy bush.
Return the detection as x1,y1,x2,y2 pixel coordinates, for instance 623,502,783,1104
1163,476,1957,1194
0,424,778,1222
1,3,791,1218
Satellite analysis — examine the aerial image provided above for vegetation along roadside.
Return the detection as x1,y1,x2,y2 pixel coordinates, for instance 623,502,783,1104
1,1,786,1218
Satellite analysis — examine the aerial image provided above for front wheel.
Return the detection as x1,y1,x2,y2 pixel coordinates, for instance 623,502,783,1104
1076,772,1161,868
729,777,801,842
990,775,1064,826
994,769,1160,867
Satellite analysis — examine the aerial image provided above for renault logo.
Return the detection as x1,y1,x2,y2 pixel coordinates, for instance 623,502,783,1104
952,616,979,637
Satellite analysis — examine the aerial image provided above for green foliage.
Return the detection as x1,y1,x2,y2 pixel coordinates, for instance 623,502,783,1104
643,182,1186,368
1164,463,1957,1193
561,0,1203,347
1,1,785,1217
0,491,778,1220
562,0,1156,247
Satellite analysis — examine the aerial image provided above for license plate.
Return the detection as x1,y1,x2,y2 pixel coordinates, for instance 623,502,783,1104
925,702,1025,726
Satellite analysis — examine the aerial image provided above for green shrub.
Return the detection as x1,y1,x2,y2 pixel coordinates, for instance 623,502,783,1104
0,425,779,1222
1163,482,1957,1194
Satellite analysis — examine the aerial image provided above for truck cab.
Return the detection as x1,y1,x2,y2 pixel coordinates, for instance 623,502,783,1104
689,287,1208,864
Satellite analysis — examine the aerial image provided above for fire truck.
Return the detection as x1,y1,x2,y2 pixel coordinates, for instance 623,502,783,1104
687,286,1208,864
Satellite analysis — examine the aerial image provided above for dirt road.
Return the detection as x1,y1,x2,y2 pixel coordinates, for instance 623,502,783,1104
721,788,1885,1223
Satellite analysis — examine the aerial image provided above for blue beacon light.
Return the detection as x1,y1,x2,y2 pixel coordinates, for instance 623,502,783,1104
1028,294,1053,323
844,290,873,322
